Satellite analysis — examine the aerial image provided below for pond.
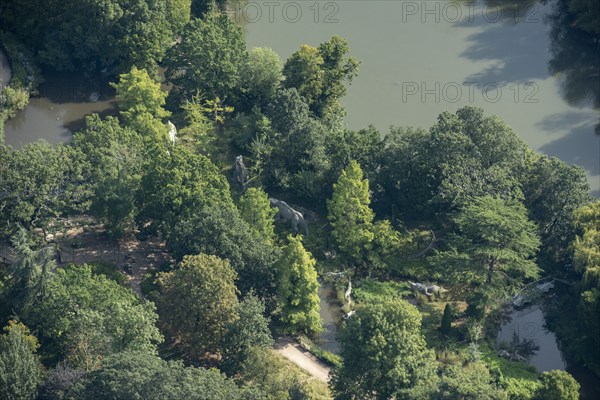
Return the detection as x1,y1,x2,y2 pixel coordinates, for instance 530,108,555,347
3,68,117,148
497,301,600,399
240,0,600,194
317,284,342,353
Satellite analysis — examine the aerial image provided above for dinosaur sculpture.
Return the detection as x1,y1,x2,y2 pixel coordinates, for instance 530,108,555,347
167,121,177,144
269,198,308,236
409,282,448,297
233,155,248,191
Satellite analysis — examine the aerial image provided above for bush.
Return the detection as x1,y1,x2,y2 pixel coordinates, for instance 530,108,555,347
536,370,580,400
90,262,127,286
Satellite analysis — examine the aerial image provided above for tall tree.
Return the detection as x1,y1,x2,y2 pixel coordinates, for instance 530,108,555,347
283,45,324,109
521,154,591,272
111,67,171,140
431,196,541,290
238,187,277,242
331,300,438,400
0,321,44,400
276,235,321,335
327,160,375,263
165,12,247,104
155,254,239,358
73,115,146,237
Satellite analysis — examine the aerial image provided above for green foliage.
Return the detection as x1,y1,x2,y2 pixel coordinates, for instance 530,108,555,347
0,321,44,400
241,47,283,108
567,0,600,35
238,347,331,400
239,187,277,242
66,351,245,399
436,362,507,400
572,201,600,288
73,115,145,237
111,66,170,141
136,145,233,241
155,254,239,358
89,262,127,286
24,264,162,369
440,303,452,335
331,300,438,400
165,12,247,103
276,235,321,335
536,370,580,400
221,293,274,374
2,227,56,312
165,0,192,32
480,345,541,399
0,0,173,73
353,279,410,304
283,45,324,109
327,160,374,264
165,204,280,305
522,154,591,271
283,36,359,118
0,142,91,240
430,196,540,290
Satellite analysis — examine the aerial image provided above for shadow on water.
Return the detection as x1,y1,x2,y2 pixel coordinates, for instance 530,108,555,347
457,0,550,85
536,111,600,177
317,285,341,354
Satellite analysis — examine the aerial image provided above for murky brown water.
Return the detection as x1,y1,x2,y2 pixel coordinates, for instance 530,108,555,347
3,69,117,147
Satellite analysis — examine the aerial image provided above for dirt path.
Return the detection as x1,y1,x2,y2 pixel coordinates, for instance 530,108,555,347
274,338,331,382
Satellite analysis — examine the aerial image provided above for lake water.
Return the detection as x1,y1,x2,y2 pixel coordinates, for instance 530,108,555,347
2,2,599,193
239,0,600,194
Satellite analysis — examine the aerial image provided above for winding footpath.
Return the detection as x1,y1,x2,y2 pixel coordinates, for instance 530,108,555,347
274,337,331,382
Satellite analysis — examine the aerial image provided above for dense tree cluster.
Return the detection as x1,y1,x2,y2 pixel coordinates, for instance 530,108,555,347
0,3,596,399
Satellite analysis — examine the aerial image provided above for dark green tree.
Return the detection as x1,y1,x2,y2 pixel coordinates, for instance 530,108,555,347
24,264,162,369
331,300,438,399
440,303,452,335
0,142,90,241
73,115,146,237
165,12,247,103
221,294,274,374
430,196,541,290
65,351,246,399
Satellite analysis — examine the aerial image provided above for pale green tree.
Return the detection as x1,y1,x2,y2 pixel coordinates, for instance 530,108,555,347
239,187,277,242
327,160,375,263
111,66,170,140
276,235,321,335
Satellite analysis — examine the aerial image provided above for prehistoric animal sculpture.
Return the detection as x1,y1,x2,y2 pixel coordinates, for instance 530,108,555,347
409,282,448,297
269,198,308,236
233,155,248,191
167,121,177,144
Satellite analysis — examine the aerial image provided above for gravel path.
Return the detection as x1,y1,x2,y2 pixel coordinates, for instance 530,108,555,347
274,338,331,382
